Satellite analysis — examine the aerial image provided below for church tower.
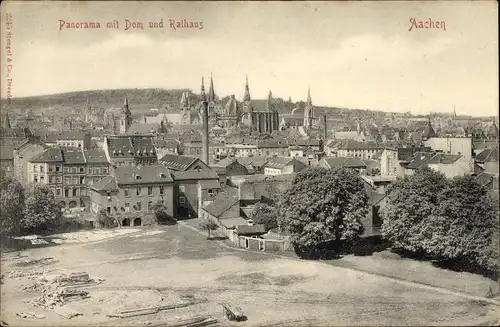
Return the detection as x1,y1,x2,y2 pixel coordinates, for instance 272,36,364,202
304,87,313,130
207,73,217,117
119,95,132,134
85,96,92,123
200,76,206,102
243,75,251,110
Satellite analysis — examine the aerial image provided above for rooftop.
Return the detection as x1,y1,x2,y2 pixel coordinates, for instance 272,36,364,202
114,165,173,185
160,153,199,171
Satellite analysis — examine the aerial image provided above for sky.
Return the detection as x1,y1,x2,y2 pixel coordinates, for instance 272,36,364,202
0,1,498,116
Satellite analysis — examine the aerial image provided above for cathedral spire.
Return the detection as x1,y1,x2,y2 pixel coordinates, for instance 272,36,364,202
267,90,273,111
208,73,216,102
200,76,206,101
307,86,312,105
243,75,251,101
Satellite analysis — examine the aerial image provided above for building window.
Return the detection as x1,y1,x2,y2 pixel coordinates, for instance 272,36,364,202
49,166,53,172
159,186,164,195
208,189,213,195
80,167,84,172
65,189,69,197
57,176,62,183
148,187,153,196
136,202,142,211
124,189,129,197
64,167,69,173
56,189,61,196
72,189,77,197
125,203,130,212
179,196,185,204
55,165,61,172
49,176,55,183
34,176,38,183
136,187,141,196
40,176,44,183
71,167,77,173
80,176,85,184
147,201,153,212
88,167,92,174
103,167,108,174
33,165,37,172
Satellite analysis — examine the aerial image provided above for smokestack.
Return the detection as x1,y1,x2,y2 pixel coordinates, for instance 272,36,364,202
202,100,209,165
323,114,327,140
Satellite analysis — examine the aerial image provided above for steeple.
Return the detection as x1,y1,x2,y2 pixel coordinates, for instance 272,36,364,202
304,87,313,130
243,75,251,101
422,115,437,140
124,95,129,110
200,76,206,102
208,73,216,102
267,90,273,111
307,86,312,105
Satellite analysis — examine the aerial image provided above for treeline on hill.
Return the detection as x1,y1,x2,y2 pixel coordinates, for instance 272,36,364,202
2,88,191,111
250,166,498,277
0,171,63,243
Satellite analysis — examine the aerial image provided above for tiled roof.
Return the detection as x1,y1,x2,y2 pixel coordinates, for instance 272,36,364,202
475,148,498,163
233,156,269,168
114,165,173,185
475,172,499,189
218,217,248,229
198,179,221,189
257,139,288,148
235,224,266,235
83,149,108,164
203,188,239,218
0,145,14,160
90,176,117,192
333,131,360,140
63,149,86,164
106,136,156,158
40,131,89,142
371,149,384,160
264,157,297,169
362,159,381,171
127,122,158,135
30,148,63,163
154,139,179,148
404,152,436,169
337,139,382,150
322,157,367,170
214,157,236,167
160,154,198,171
171,170,219,181
396,146,431,161
232,173,296,186
426,153,462,165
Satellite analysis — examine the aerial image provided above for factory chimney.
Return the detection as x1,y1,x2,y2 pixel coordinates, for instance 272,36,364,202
323,114,327,140
201,100,210,165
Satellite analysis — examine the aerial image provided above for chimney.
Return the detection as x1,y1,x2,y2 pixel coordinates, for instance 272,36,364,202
202,100,210,165
323,114,327,140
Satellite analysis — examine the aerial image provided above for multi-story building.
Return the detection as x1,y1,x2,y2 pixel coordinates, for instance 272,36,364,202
404,152,474,179
380,146,431,177
159,153,211,172
89,165,175,226
27,148,64,202
83,149,111,186
329,139,384,160
13,137,48,185
40,131,92,149
0,144,14,178
62,149,87,208
103,135,157,168
263,157,308,176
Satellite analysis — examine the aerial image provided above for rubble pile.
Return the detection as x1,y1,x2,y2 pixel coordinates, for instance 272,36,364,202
30,288,89,308
15,257,58,267
8,269,50,279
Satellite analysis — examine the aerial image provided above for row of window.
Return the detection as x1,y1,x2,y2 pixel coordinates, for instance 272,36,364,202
114,160,157,167
34,164,109,175
122,185,170,197
108,199,169,214
51,187,87,197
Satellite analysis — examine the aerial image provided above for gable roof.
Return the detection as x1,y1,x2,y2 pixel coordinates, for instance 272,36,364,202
171,170,219,181
426,153,462,165
475,148,498,163
198,179,222,189
114,165,173,185
159,153,199,171
127,122,158,135
63,149,86,164
106,135,156,159
29,148,63,163
90,175,118,192
264,157,300,169
84,149,109,164
404,152,436,169
203,188,239,218
235,224,266,236
322,157,367,170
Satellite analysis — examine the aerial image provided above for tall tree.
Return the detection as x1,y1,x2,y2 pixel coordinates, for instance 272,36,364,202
277,167,368,254
251,202,278,231
423,175,499,271
23,186,62,234
381,166,448,253
200,219,219,240
0,181,25,238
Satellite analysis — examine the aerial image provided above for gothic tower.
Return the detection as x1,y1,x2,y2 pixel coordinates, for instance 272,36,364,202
119,95,132,134
207,73,217,117
304,87,313,130
243,75,251,111
85,96,92,123
200,76,206,102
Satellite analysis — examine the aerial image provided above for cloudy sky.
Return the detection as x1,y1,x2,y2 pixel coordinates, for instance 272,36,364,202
1,1,498,116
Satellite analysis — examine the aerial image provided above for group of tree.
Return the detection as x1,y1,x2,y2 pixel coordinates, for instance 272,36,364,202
382,166,499,274
0,174,63,239
250,168,369,258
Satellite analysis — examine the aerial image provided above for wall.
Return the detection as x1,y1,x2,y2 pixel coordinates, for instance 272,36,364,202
90,183,174,218
174,180,199,218
238,180,293,201
483,162,499,174
424,137,473,159
14,143,46,185
428,156,474,179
